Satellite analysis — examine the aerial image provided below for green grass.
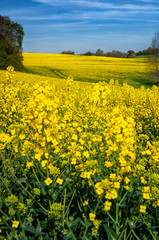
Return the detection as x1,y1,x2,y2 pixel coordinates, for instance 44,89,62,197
23,66,67,79
23,65,153,88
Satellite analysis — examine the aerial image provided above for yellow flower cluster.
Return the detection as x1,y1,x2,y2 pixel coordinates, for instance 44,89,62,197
0,61,159,237
49,202,64,218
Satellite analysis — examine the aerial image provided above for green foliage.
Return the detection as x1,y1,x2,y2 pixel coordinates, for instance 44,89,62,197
127,50,136,58
83,52,93,56
95,49,105,56
0,15,24,71
61,50,75,55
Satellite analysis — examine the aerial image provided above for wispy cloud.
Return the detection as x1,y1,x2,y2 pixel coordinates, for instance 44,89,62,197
32,0,159,10
8,10,159,24
135,0,157,2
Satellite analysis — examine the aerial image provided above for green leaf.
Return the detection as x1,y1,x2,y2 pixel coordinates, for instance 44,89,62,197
93,175,103,182
22,226,47,236
66,190,74,199
18,177,27,183
103,224,117,240
62,232,73,240
67,217,81,228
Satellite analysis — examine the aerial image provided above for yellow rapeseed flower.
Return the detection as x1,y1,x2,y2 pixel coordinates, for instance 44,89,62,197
12,221,19,228
114,182,120,189
56,178,63,185
139,205,146,213
104,201,112,211
124,177,130,184
26,161,34,169
89,213,96,221
110,174,116,180
41,160,48,167
83,200,89,206
83,151,89,158
45,177,53,186
71,158,76,165
93,219,100,229
105,161,113,168
140,177,147,184
143,193,150,200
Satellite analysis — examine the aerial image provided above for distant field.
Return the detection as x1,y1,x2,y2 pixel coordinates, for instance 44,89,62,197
22,53,152,88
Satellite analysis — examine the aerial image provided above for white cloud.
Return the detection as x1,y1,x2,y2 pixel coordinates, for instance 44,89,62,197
32,0,159,10
9,8,159,23
135,0,157,2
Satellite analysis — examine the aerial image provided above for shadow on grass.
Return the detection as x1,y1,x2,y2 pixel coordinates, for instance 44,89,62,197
23,66,157,89
75,73,156,89
23,66,67,79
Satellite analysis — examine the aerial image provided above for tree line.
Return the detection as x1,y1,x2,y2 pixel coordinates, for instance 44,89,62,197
82,47,156,58
61,48,157,58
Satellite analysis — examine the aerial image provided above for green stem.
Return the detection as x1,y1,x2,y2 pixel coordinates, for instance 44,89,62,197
141,215,156,240
0,174,12,194
125,229,132,240
53,229,57,240
119,191,127,206
94,198,101,213
83,222,89,238
46,156,49,178
106,210,116,225
1,153,17,179
77,200,82,213
130,235,133,240
32,168,40,183
118,228,126,240
0,207,8,218
116,202,119,236
64,189,76,218
149,230,157,240
63,187,67,227
17,214,26,236
67,226,77,240
124,227,127,240
36,163,46,179
131,229,141,240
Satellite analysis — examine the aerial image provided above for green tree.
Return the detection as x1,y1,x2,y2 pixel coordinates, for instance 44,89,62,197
0,15,24,71
83,51,93,56
95,48,104,56
127,50,136,58
61,50,75,55
148,31,159,84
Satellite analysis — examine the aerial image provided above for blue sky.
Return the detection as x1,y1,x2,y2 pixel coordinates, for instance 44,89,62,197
1,0,159,54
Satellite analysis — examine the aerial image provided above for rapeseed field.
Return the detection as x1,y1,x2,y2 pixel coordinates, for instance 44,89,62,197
23,53,151,88
0,55,159,239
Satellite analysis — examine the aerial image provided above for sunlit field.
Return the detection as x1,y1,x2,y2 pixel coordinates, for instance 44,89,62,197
0,55,159,239
23,53,151,88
